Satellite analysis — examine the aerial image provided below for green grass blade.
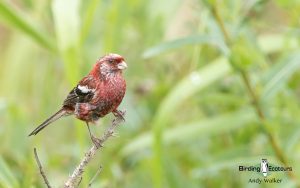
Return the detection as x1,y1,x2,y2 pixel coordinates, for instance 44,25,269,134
121,109,256,157
52,0,81,84
285,128,300,155
80,0,101,44
150,57,231,187
261,52,300,101
152,57,231,133
144,33,298,59
0,157,19,188
0,1,56,52
257,34,298,54
143,35,229,58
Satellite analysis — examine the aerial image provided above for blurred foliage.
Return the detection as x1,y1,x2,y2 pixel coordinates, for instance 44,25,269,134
0,0,300,187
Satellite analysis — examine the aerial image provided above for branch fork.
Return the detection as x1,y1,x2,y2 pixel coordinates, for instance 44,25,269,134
33,113,125,188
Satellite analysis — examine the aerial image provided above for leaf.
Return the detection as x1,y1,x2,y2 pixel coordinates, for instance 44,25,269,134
144,33,298,60
121,109,256,157
0,157,19,188
0,1,56,51
80,0,101,44
230,35,264,71
150,57,231,187
257,34,298,54
52,0,81,84
143,35,229,58
152,57,231,135
261,52,300,101
285,128,300,155
52,0,81,50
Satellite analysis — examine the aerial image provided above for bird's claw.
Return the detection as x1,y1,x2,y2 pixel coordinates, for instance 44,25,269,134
91,135,103,148
118,110,126,116
113,110,126,122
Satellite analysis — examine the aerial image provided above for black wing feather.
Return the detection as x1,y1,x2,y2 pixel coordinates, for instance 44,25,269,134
63,86,94,107
62,76,96,108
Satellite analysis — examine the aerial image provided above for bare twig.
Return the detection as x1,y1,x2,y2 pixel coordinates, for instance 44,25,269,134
33,148,52,188
64,116,124,188
88,166,103,187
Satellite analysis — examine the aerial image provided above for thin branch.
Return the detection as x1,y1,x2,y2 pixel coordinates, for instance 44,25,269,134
210,5,231,45
208,3,299,186
64,116,124,188
240,71,298,182
33,148,52,188
88,165,103,187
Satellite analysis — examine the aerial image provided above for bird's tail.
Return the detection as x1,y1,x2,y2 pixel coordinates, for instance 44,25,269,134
29,109,68,136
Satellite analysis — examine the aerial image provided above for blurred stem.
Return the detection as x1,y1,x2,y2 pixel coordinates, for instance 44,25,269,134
209,3,299,185
80,0,101,44
210,5,230,45
240,72,286,163
34,148,52,188
0,1,57,52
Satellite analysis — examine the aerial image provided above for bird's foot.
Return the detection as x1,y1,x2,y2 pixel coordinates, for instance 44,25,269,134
113,110,126,122
91,135,103,149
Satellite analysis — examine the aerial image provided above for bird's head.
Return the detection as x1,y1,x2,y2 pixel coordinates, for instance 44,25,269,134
92,53,127,78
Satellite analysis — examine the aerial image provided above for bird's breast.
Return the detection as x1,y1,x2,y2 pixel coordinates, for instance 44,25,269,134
92,76,126,116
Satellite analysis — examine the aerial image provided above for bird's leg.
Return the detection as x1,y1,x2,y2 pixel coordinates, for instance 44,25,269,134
85,122,102,148
112,109,126,122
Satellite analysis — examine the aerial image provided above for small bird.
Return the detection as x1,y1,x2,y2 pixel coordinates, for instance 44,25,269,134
29,53,127,147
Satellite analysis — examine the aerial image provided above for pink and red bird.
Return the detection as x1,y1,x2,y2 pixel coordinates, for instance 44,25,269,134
29,53,127,146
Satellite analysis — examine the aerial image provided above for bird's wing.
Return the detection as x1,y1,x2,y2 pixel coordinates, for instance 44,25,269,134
63,76,97,108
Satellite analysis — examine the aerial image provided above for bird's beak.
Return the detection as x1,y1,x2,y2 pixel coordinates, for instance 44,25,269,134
117,61,128,70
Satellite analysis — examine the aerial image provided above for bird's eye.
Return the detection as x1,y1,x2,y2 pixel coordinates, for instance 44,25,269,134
108,59,114,64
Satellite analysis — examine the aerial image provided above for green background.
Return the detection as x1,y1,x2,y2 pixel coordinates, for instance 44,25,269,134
0,0,300,187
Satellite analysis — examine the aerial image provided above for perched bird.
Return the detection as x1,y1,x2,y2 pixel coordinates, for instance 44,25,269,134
29,53,127,147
